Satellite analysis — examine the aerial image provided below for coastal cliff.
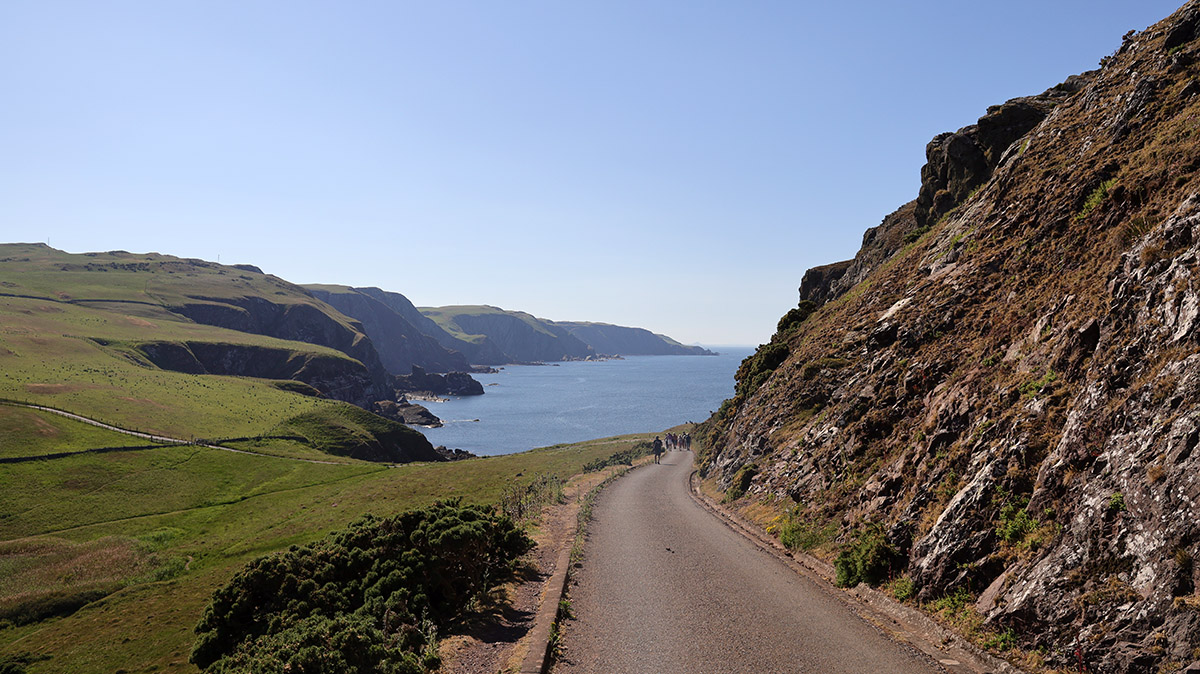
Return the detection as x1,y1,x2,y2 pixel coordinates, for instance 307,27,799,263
699,4,1200,671
304,285,473,375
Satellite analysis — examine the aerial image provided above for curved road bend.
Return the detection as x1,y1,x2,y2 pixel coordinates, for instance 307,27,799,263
556,450,941,674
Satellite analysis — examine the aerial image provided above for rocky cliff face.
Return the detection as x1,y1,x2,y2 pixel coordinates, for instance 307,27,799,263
137,341,379,407
171,295,392,402
305,286,473,375
700,5,1200,671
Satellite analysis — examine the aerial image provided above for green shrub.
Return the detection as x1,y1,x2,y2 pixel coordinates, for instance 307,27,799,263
583,442,651,472
930,586,973,614
1074,179,1117,221
1019,370,1058,398
996,503,1039,545
903,224,931,243
779,519,837,552
776,300,816,334
734,343,790,398
724,464,759,503
1108,492,1127,513
981,628,1017,651
890,576,916,602
190,500,532,673
834,526,897,588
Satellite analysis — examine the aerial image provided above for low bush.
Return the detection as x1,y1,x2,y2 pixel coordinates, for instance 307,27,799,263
775,300,816,334
723,464,758,503
1075,178,1117,221
190,500,532,673
779,519,837,552
582,442,650,472
889,576,916,602
833,526,898,588
734,343,789,398
996,502,1038,545
499,474,564,523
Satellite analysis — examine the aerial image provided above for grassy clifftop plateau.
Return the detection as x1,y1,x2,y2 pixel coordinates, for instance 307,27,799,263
700,3,1200,671
419,304,716,363
420,305,595,363
0,244,431,461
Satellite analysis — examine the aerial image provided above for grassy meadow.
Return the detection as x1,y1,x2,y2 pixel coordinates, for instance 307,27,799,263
0,244,669,671
0,432,656,673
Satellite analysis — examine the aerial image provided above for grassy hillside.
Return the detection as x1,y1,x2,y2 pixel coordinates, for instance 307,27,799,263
0,294,333,439
0,244,355,333
0,245,433,463
419,305,594,363
1,244,394,404
419,305,546,344
0,431,658,673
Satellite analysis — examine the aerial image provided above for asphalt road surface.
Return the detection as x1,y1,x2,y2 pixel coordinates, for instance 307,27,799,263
555,450,941,674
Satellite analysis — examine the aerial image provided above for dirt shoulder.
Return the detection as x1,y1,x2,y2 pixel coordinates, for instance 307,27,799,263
439,466,621,674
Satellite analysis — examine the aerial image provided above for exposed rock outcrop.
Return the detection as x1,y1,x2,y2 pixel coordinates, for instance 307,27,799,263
137,341,378,407
394,366,485,397
915,74,1095,231
170,296,392,402
797,260,852,305
699,5,1200,671
361,288,511,366
372,399,443,428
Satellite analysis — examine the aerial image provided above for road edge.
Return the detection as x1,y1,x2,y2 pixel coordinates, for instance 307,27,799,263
687,469,1029,674
519,463,643,674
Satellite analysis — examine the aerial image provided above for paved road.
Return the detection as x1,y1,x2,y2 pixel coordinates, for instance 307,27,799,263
556,450,941,674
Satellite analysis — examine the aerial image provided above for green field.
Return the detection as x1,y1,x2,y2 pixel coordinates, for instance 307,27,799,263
0,431,655,673
0,405,153,459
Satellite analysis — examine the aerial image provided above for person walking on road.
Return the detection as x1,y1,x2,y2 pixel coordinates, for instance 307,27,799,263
652,436,663,463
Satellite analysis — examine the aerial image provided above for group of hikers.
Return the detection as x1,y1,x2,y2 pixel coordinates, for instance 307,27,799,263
650,432,692,463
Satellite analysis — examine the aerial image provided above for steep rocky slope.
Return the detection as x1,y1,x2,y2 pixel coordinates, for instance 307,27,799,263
700,5,1200,672
304,284,473,374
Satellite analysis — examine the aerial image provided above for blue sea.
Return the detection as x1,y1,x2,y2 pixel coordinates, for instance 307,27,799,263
416,347,754,456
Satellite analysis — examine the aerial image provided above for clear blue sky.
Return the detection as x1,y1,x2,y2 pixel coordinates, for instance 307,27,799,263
0,1,1184,346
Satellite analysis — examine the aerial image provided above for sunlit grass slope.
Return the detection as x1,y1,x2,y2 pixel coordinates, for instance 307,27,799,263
0,432,656,673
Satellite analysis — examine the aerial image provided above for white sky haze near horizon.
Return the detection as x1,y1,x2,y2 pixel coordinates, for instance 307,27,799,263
0,1,1186,345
